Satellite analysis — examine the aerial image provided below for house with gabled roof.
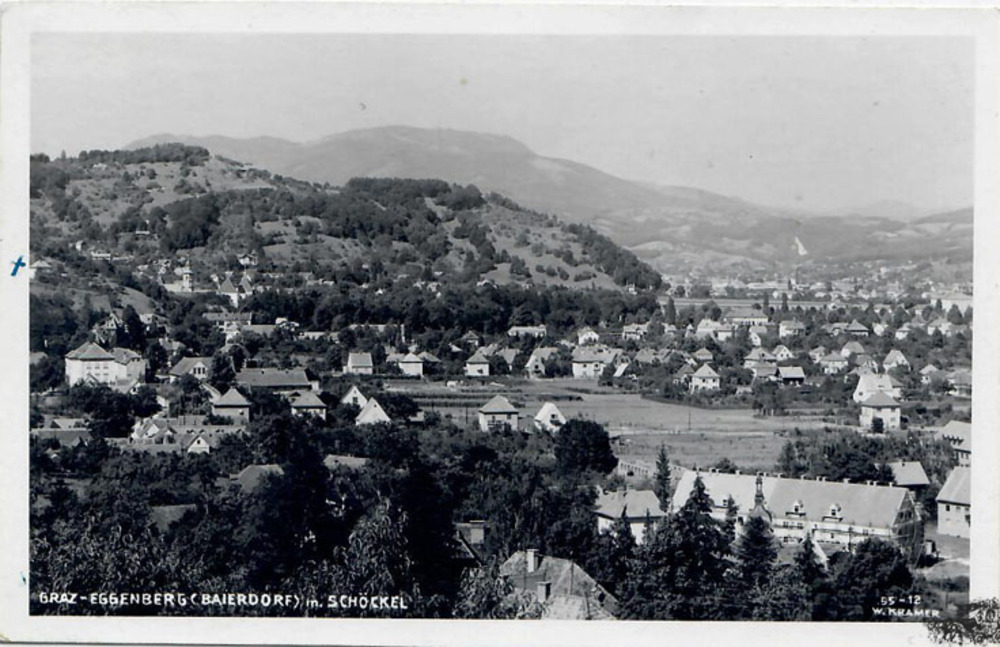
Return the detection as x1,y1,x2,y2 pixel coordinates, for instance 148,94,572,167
594,489,666,544
355,398,391,426
571,347,617,379
64,341,147,387
672,470,923,561
748,325,770,348
779,319,806,338
500,550,618,620
934,420,971,467
845,319,870,337
859,392,901,431
340,385,368,410
883,350,910,372
212,388,250,423
853,373,902,403
772,345,794,362
820,352,849,375
887,461,930,491
576,327,600,346
345,351,374,375
840,340,866,358
673,364,695,385
937,466,970,538
693,347,714,363
743,347,776,368
217,276,241,308
465,350,491,377
533,402,566,434
290,391,327,420
478,395,518,432
778,366,806,386
235,367,315,394
168,356,211,382
690,364,720,392
524,347,557,379
397,352,424,377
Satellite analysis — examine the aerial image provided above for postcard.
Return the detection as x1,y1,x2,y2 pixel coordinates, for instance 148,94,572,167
1,2,998,645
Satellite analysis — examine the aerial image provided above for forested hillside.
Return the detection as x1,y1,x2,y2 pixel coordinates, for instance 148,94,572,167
30,145,662,291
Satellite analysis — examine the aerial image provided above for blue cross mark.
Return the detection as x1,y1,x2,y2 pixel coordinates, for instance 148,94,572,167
11,256,26,276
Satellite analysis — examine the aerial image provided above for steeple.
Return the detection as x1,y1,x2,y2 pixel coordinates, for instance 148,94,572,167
749,473,772,523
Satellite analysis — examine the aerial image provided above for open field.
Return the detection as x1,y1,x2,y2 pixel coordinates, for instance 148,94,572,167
614,429,789,473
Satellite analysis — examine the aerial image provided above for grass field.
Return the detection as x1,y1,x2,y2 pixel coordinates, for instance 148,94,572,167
409,377,816,473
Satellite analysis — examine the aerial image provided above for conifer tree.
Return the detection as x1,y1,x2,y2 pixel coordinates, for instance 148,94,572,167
736,514,777,589
653,445,672,512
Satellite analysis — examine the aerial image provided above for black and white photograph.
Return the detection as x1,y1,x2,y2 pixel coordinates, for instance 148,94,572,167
2,3,999,646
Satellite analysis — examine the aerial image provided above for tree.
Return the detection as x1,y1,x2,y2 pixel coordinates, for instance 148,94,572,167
736,515,777,590
831,538,914,620
653,445,672,512
553,419,617,476
665,297,677,325
209,351,236,391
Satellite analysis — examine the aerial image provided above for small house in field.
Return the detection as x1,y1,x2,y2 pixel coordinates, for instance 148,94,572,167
465,350,491,377
859,392,901,431
533,402,566,434
689,364,720,392
290,391,327,420
345,352,374,375
355,398,391,426
212,388,250,423
478,395,519,433
340,385,369,410
398,352,424,377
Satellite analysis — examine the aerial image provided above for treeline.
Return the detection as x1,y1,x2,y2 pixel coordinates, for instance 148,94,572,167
242,282,660,341
76,144,211,166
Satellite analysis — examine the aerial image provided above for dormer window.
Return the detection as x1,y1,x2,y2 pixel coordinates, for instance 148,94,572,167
826,503,842,520
789,500,805,516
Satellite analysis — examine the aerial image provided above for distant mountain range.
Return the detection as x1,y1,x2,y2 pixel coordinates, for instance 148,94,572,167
129,127,973,273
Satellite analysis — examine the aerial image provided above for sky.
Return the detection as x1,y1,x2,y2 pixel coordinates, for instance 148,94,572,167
32,33,974,213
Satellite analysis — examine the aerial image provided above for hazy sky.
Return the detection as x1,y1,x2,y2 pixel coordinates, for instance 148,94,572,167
32,33,973,212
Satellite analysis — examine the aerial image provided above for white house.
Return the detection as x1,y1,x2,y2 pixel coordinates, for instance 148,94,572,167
936,466,970,539
859,392,901,431
779,320,806,338
64,342,147,387
478,395,518,432
340,385,369,409
853,373,902,404
772,345,795,362
398,352,424,377
355,398,391,426
508,325,547,339
576,327,600,345
168,356,211,382
345,352,374,375
571,347,615,379
465,350,490,377
524,347,557,379
533,402,567,433
690,364,720,391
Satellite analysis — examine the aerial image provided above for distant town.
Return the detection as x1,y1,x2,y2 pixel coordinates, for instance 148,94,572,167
28,145,972,621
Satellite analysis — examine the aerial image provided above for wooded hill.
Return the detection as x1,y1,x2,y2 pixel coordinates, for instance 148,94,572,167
29,144,662,291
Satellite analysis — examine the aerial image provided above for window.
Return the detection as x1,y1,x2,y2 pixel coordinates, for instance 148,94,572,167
946,505,951,512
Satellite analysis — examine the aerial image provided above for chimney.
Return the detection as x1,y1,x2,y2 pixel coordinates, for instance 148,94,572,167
536,581,552,603
843,478,851,483
526,549,540,573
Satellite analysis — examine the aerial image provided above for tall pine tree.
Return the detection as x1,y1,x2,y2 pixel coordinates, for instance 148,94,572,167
654,445,672,512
